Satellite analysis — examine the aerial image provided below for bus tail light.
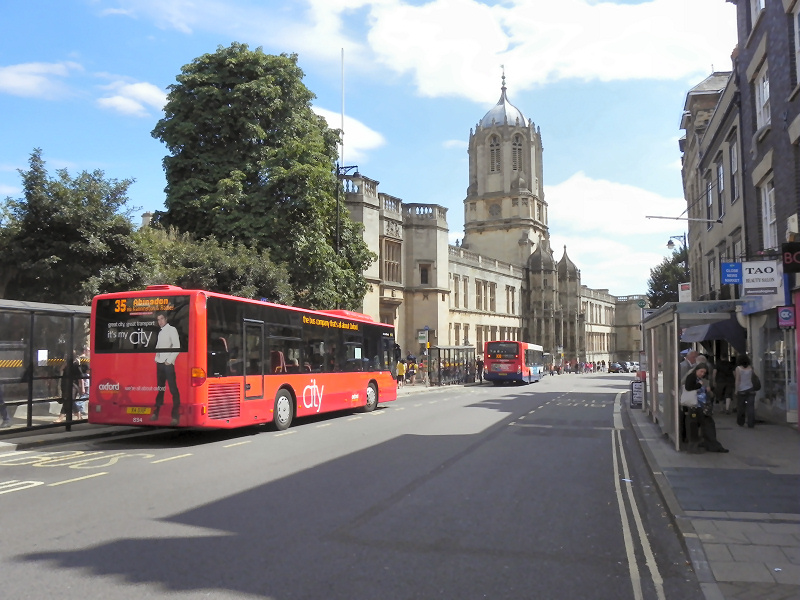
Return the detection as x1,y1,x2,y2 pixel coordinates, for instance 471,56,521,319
191,367,207,387
517,366,522,374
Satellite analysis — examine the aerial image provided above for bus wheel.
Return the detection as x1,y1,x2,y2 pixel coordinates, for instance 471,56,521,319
273,389,293,431
361,383,378,413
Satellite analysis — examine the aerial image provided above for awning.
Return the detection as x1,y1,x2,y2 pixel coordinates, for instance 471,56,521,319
680,313,747,353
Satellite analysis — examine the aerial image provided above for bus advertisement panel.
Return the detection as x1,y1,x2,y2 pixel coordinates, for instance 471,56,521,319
90,286,397,430
483,340,544,384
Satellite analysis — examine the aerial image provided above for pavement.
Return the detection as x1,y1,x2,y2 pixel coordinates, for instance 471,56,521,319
627,398,800,600
2,379,798,600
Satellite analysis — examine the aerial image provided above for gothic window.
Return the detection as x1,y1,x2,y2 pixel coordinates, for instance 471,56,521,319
383,240,401,283
512,134,523,171
489,203,501,217
489,135,501,173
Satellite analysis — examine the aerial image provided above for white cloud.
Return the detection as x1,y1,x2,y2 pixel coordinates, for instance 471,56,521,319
366,0,737,102
97,81,166,117
0,61,82,98
546,171,686,237
545,172,688,295
0,184,19,196
313,106,386,163
443,139,468,149
102,1,736,104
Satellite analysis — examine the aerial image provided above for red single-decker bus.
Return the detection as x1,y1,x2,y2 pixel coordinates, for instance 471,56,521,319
484,340,544,384
89,286,397,430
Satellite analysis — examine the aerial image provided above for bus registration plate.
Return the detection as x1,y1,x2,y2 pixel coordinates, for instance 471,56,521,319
126,407,152,415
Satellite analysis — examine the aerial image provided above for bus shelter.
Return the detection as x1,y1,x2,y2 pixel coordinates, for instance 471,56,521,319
0,299,90,432
641,300,743,450
428,345,476,386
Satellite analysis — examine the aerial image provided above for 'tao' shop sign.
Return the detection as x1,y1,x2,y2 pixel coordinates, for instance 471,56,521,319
741,260,780,296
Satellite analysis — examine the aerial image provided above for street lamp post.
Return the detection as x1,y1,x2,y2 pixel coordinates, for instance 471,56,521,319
666,233,686,251
666,233,689,281
335,163,359,254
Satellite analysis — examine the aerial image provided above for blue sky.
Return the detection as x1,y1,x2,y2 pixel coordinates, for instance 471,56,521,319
0,0,737,296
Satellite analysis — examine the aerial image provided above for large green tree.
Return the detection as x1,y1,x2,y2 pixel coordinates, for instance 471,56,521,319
0,149,144,304
136,227,293,304
646,246,689,308
151,43,375,310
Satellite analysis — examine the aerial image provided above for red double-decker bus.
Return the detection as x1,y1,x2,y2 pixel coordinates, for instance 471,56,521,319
89,286,397,430
483,340,544,384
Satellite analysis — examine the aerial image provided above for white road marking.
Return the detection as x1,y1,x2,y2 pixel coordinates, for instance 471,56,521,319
0,451,34,459
48,472,108,486
223,441,252,447
0,480,45,494
612,431,643,600
612,393,666,600
151,453,193,464
613,391,624,430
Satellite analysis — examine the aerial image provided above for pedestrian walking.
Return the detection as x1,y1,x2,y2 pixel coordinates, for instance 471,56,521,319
734,354,758,428
713,357,735,414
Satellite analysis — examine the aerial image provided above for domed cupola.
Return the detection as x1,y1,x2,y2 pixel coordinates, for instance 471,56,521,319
557,246,579,278
479,75,526,128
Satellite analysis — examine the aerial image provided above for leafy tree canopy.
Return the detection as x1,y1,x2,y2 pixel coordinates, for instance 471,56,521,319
0,149,144,304
151,43,375,310
136,227,293,304
646,246,689,309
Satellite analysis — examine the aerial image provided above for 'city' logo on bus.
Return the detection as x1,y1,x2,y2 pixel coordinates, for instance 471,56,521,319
302,379,324,413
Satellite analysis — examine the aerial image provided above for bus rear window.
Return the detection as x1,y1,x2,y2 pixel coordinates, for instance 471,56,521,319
486,342,518,358
94,296,190,354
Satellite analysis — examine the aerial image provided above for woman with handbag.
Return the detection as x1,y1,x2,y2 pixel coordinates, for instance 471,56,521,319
684,363,729,453
735,354,758,428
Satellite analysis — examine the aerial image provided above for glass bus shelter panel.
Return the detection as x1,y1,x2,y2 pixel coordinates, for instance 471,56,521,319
428,346,476,385
0,311,29,401
0,303,90,431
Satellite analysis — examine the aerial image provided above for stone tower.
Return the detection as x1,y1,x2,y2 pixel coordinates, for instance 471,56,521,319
462,76,548,266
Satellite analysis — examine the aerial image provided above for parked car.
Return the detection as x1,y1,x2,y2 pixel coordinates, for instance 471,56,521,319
609,362,626,373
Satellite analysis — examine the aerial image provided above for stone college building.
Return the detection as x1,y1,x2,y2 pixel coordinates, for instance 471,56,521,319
343,80,644,366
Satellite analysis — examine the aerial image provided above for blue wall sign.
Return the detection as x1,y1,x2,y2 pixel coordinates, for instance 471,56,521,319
721,262,742,284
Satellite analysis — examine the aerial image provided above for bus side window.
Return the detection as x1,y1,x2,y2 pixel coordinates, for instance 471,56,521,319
208,337,229,377
270,351,285,374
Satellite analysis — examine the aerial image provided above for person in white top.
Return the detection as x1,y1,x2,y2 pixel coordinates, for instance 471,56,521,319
150,312,182,425
734,354,756,428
